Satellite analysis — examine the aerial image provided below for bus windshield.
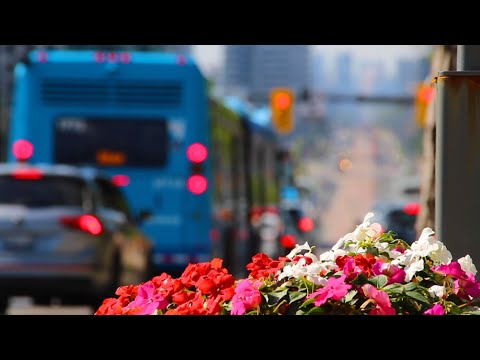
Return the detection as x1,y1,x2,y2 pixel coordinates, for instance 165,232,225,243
54,117,168,167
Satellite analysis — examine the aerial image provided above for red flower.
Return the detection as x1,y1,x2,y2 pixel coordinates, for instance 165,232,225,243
94,298,124,315
165,291,207,315
196,276,217,295
246,253,287,279
171,290,196,305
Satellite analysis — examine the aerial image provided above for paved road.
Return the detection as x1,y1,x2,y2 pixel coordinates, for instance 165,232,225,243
5,297,94,315
321,128,378,246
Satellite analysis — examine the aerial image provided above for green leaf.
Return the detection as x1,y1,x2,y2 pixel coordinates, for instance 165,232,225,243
366,246,379,256
289,291,307,304
406,291,430,304
461,307,480,315
369,275,388,289
351,272,368,286
306,306,327,315
384,284,404,294
299,297,316,309
343,290,358,303
403,282,417,291
266,289,289,305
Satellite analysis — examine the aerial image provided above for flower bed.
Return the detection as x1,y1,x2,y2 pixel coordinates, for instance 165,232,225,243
94,213,480,315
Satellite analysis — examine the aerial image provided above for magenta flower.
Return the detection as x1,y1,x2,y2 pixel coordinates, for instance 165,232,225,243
424,304,445,315
372,261,406,284
231,279,262,315
308,274,352,307
455,273,480,300
431,262,468,280
362,284,396,315
342,258,363,281
124,281,169,315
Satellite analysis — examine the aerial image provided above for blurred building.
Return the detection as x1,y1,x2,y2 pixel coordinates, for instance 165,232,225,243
396,59,427,95
224,45,312,105
335,53,354,95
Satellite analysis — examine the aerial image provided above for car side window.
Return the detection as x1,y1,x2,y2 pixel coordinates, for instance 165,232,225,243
94,177,133,220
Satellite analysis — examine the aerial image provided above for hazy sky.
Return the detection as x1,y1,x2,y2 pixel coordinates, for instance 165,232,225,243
193,45,433,74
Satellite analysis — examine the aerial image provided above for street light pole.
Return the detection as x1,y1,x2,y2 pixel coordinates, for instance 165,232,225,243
457,46,480,71
436,45,480,267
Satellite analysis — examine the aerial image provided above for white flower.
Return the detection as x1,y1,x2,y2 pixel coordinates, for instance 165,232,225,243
429,243,452,265
278,251,332,283
286,242,312,259
458,255,477,275
404,258,424,282
352,212,380,242
392,250,424,282
374,242,404,260
332,213,380,253
410,227,452,264
428,285,446,299
319,248,347,262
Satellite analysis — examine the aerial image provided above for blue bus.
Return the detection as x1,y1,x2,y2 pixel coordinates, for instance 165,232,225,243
7,49,282,277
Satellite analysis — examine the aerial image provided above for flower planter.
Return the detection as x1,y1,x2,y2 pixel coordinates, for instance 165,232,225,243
95,213,480,315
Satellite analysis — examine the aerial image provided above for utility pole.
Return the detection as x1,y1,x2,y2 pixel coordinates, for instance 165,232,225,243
436,45,480,266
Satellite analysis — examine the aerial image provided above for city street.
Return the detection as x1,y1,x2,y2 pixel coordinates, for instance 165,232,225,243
6,297,93,315
321,128,378,245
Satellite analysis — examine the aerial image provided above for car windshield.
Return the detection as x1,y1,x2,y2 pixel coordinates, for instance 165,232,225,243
0,175,86,207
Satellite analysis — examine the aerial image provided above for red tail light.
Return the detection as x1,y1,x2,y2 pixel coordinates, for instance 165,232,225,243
187,174,208,195
11,168,43,180
187,143,208,163
111,174,130,187
12,139,34,161
404,202,420,216
60,214,103,235
298,217,314,232
280,234,296,249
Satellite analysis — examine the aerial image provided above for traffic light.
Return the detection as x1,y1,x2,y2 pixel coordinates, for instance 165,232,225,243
415,82,435,128
270,88,294,134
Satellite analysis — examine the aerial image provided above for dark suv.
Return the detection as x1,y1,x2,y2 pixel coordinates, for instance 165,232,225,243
0,162,154,313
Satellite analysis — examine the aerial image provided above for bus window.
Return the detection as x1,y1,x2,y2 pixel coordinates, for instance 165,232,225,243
54,117,168,166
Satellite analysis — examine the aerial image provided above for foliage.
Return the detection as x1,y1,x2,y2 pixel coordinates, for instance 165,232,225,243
94,213,480,315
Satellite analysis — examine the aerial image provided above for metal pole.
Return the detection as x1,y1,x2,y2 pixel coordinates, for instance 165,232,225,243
457,45,480,71
436,45,480,266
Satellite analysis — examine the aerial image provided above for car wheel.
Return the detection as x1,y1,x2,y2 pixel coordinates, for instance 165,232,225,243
0,298,9,315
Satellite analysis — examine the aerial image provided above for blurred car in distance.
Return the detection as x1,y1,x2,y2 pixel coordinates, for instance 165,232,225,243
277,185,319,254
0,159,154,313
372,200,420,244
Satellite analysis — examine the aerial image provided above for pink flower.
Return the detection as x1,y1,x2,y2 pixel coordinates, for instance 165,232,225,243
123,281,169,315
308,274,352,307
231,279,262,315
372,261,406,284
341,258,363,281
431,262,467,280
455,273,480,300
424,304,445,315
361,284,396,315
